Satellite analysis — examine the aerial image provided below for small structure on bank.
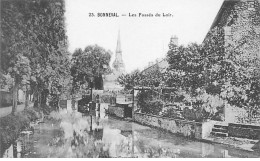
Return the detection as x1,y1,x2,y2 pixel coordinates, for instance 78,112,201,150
107,94,133,118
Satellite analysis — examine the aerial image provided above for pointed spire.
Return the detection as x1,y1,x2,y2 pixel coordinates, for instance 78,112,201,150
113,29,125,74
116,30,122,53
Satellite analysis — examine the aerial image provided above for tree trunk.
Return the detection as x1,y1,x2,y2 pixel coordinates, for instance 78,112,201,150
40,89,49,107
11,80,18,115
38,92,41,108
33,92,39,108
25,87,29,109
100,75,104,90
72,94,76,110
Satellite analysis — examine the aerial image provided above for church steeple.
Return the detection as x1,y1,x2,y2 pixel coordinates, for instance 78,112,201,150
116,30,122,53
113,30,125,74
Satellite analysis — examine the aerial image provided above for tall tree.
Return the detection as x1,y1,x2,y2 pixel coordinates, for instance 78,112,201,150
71,45,111,94
166,43,205,95
1,0,70,112
1,0,31,114
25,0,70,109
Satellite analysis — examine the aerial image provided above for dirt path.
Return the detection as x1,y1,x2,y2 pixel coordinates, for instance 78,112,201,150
0,103,33,118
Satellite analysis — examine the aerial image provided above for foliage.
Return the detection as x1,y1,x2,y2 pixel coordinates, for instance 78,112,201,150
181,92,224,121
25,0,70,109
137,90,164,115
164,2,260,121
166,43,205,94
165,40,221,120
1,0,71,112
202,2,260,121
161,106,182,119
117,68,165,90
71,45,112,93
139,68,165,87
0,108,40,147
134,22,258,121
117,69,142,90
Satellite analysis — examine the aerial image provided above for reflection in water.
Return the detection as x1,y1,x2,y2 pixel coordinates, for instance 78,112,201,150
2,103,260,158
3,132,34,158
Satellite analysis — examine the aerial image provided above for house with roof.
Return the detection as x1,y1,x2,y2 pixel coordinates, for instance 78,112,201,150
205,0,260,123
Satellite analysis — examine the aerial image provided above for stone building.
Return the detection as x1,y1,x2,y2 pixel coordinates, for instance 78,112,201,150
205,0,260,45
205,0,260,123
139,0,260,123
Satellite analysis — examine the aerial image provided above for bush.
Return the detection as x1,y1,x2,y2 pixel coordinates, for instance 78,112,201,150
138,99,164,115
0,108,41,149
136,88,224,122
182,92,224,122
22,108,40,121
136,89,164,115
161,104,184,119
182,107,206,122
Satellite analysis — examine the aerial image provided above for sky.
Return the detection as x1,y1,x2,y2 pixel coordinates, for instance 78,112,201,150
65,0,224,73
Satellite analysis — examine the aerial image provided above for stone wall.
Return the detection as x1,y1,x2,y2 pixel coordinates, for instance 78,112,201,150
134,112,216,140
228,123,260,139
108,105,124,118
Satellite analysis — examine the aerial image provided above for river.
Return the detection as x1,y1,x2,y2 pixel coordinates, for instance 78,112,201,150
2,103,260,158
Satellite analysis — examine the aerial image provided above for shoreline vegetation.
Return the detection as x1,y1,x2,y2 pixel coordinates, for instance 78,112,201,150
0,108,41,156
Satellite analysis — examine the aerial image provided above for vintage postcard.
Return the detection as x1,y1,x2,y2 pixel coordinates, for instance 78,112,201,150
0,0,260,158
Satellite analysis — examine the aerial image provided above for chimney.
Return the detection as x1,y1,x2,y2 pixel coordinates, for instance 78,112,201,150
171,35,178,46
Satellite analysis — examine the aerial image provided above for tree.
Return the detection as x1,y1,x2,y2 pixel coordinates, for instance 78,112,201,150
1,0,32,114
71,45,111,94
139,68,165,87
166,38,225,120
1,0,70,113
24,0,70,109
166,43,205,95
117,66,167,90
117,69,141,90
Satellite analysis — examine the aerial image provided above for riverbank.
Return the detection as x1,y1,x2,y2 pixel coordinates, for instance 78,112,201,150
2,103,260,158
130,112,260,153
0,103,34,118
133,119,260,153
204,135,260,152
0,108,41,156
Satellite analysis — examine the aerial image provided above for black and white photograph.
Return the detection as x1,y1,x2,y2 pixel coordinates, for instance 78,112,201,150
0,0,260,158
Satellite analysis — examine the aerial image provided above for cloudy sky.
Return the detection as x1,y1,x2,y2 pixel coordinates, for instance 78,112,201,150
65,0,224,73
